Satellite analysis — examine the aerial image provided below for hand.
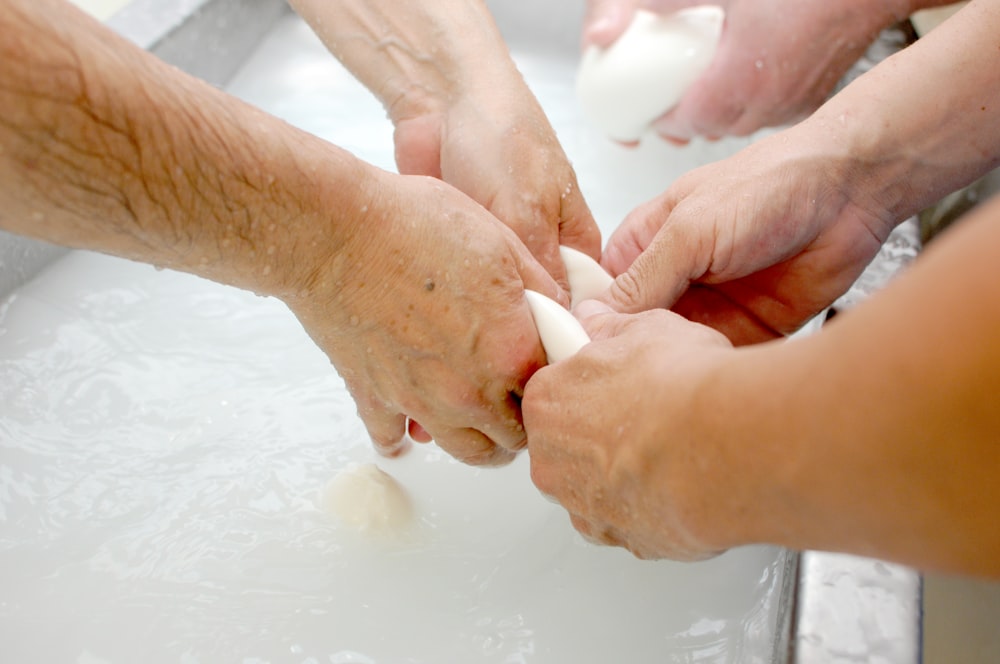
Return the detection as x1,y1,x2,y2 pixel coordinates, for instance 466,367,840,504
598,123,896,344
286,172,565,466
524,300,735,560
583,0,907,141
289,0,602,289
391,71,602,292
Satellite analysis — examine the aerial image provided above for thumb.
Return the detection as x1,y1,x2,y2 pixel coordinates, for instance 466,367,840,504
599,214,708,315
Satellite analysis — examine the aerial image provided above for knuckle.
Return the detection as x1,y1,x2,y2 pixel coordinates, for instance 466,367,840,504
609,269,645,311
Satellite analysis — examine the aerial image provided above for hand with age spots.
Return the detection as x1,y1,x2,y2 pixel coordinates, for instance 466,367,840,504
289,173,564,466
582,0,934,142
524,300,735,560
0,0,565,468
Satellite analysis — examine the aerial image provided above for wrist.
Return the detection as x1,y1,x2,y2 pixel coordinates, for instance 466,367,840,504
383,39,520,128
681,341,819,553
257,147,387,304
801,0,1000,227
291,0,517,126
794,96,917,235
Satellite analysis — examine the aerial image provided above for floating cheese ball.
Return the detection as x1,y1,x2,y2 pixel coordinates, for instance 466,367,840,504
321,462,413,533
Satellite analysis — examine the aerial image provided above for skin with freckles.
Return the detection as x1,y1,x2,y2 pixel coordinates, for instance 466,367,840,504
0,0,564,466
598,0,1000,345
289,0,603,445
525,0,1000,577
290,177,558,465
582,0,960,142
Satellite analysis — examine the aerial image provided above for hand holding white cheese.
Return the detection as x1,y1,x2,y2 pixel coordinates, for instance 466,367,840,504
576,6,725,142
324,250,611,533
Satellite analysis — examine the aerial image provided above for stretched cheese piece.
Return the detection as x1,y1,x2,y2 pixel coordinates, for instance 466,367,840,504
559,246,614,308
576,6,725,142
525,291,590,364
526,246,613,363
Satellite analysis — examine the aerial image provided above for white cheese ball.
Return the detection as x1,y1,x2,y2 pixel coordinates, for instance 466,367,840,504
320,462,413,533
576,6,724,142
525,290,591,364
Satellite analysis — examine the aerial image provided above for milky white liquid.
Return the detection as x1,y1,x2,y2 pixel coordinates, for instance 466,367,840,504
0,15,788,663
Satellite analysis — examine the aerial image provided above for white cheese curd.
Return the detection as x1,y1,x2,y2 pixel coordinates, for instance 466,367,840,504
559,245,614,307
525,290,591,363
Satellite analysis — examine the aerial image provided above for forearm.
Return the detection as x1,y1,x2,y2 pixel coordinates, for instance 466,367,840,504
288,0,519,121
0,0,376,299
704,197,1000,576
806,0,1000,225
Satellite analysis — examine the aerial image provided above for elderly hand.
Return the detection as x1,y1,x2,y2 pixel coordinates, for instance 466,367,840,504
583,0,910,142
524,300,736,560
392,74,602,293
286,171,565,466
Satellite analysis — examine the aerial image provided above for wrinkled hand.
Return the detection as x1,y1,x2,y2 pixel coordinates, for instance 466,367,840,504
583,0,903,141
286,172,565,466
391,73,602,292
525,301,734,560
599,124,895,344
